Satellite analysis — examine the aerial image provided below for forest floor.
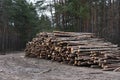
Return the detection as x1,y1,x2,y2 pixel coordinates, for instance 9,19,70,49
0,52,120,80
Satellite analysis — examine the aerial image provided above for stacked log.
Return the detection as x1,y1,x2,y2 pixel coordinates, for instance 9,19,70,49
25,31,120,71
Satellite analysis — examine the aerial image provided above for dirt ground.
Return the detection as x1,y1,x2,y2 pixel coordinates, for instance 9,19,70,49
0,52,120,80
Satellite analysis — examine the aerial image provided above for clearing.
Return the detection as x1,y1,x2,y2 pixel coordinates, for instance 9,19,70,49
0,52,120,80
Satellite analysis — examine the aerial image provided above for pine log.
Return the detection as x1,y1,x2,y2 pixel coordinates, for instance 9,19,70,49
25,31,120,72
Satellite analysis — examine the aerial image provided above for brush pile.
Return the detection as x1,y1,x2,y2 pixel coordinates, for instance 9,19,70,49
25,31,120,71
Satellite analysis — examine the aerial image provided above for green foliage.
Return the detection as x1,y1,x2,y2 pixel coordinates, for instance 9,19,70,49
5,0,39,43
53,0,90,31
65,0,90,19
4,0,52,47
36,15,52,32
79,5,90,19
35,0,48,14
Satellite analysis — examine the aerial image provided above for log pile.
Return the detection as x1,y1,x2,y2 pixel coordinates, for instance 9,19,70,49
25,31,120,71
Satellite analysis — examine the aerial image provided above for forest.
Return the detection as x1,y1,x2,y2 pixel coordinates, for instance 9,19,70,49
0,0,120,53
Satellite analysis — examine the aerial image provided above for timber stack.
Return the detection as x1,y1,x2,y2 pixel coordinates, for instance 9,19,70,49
25,31,120,71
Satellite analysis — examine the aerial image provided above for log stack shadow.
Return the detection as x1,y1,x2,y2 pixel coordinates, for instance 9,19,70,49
25,31,120,71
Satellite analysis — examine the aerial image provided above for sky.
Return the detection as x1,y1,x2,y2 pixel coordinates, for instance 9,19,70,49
27,0,37,3
28,0,52,4
27,0,53,17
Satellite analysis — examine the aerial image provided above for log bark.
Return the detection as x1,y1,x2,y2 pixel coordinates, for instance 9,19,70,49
25,31,120,71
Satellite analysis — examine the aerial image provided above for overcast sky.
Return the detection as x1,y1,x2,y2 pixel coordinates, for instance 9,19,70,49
28,0,52,3
28,0,36,3
27,0,53,17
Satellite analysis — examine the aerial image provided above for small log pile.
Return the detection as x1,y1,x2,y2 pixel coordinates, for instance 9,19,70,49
25,31,120,71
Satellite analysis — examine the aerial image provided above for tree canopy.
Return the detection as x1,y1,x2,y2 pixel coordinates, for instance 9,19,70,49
0,0,120,52
0,0,52,51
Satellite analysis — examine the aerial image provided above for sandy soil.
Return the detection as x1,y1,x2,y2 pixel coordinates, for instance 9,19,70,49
0,52,120,80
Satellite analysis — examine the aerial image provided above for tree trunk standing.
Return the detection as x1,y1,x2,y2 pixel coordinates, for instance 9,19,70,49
49,1,54,28
115,0,119,44
52,0,120,46
65,14,69,31
1,24,6,54
0,33,1,51
61,0,66,31
106,0,111,40
89,2,93,32
96,1,100,34
0,1,2,52
113,0,118,43
112,0,115,41
90,1,94,33
98,1,103,36
76,17,80,32
110,0,113,39
92,4,95,33
71,16,76,31
118,0,120,46
57,0,63,30
94,1,97,34
0,0,6,55
102,0,106,37
116,0,119,39
53,0,58,30
86,17,90,32
105,0,108,37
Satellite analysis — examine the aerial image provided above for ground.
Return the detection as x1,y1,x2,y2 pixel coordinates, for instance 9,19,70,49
0,52,120,80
